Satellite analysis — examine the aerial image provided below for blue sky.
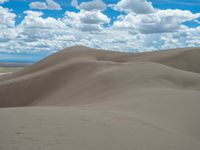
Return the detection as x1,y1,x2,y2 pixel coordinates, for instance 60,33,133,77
0,0,200,63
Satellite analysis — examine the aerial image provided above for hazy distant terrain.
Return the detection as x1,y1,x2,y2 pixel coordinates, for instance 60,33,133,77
0,67,23,73
0,63,30,74
0,46,200,150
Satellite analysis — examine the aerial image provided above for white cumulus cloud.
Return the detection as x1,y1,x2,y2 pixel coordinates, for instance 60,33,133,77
71,0,106,11
66,1,109,32
63,10,110,32
0,9,76,53
0,0,200,54
78,0,106,11
29,0,61,10
0,6,17,42
113,9,200,34
113,0,155,14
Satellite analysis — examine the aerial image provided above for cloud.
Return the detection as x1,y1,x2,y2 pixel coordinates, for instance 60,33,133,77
0,6,16,27
29,0,61,10
0,1,200,54
78,0,106,11
23,10,43,18
63,10,110,32
18,10,70,44
0,6,17,42
68,0,109,32
22,10,66,29
68,11,110,24
0,9,76,53
0,0,8,4
113,0,155,14
162,26,200,48
71,0,78,8
78,24,103,32
71,0,106,11
113,9,200,34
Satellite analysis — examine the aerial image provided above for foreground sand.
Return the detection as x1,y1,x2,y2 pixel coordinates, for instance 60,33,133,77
0,46,200,149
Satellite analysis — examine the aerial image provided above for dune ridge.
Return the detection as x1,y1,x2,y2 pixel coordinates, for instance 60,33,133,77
0,46,200,150
0,46,200,107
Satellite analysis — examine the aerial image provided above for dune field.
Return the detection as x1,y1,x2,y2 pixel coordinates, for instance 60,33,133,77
0,46,200,150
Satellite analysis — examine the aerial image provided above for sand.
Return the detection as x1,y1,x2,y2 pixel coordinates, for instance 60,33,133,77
0,46,200,150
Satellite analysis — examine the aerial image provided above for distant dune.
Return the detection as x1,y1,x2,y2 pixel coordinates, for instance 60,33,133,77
0,46,200,150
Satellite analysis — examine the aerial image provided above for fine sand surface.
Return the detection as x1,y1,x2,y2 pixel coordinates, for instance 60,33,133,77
0,46,200,150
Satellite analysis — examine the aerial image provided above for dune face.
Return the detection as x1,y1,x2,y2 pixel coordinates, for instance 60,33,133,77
0,46,200,150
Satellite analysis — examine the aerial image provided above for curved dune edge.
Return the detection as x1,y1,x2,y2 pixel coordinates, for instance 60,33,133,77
0,46,200,150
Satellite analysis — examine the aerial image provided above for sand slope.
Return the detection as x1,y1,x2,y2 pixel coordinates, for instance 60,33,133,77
0,46,200,150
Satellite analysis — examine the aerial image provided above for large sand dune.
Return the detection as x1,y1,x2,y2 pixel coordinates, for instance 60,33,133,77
0,46,200,150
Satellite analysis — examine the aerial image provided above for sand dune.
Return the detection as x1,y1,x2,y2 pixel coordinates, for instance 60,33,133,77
0,46,200,150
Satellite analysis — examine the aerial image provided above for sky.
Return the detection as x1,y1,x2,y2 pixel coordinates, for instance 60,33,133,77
0,0,200,63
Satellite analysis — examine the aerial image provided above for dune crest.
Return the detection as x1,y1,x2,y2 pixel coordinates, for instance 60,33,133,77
0,46,200,107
